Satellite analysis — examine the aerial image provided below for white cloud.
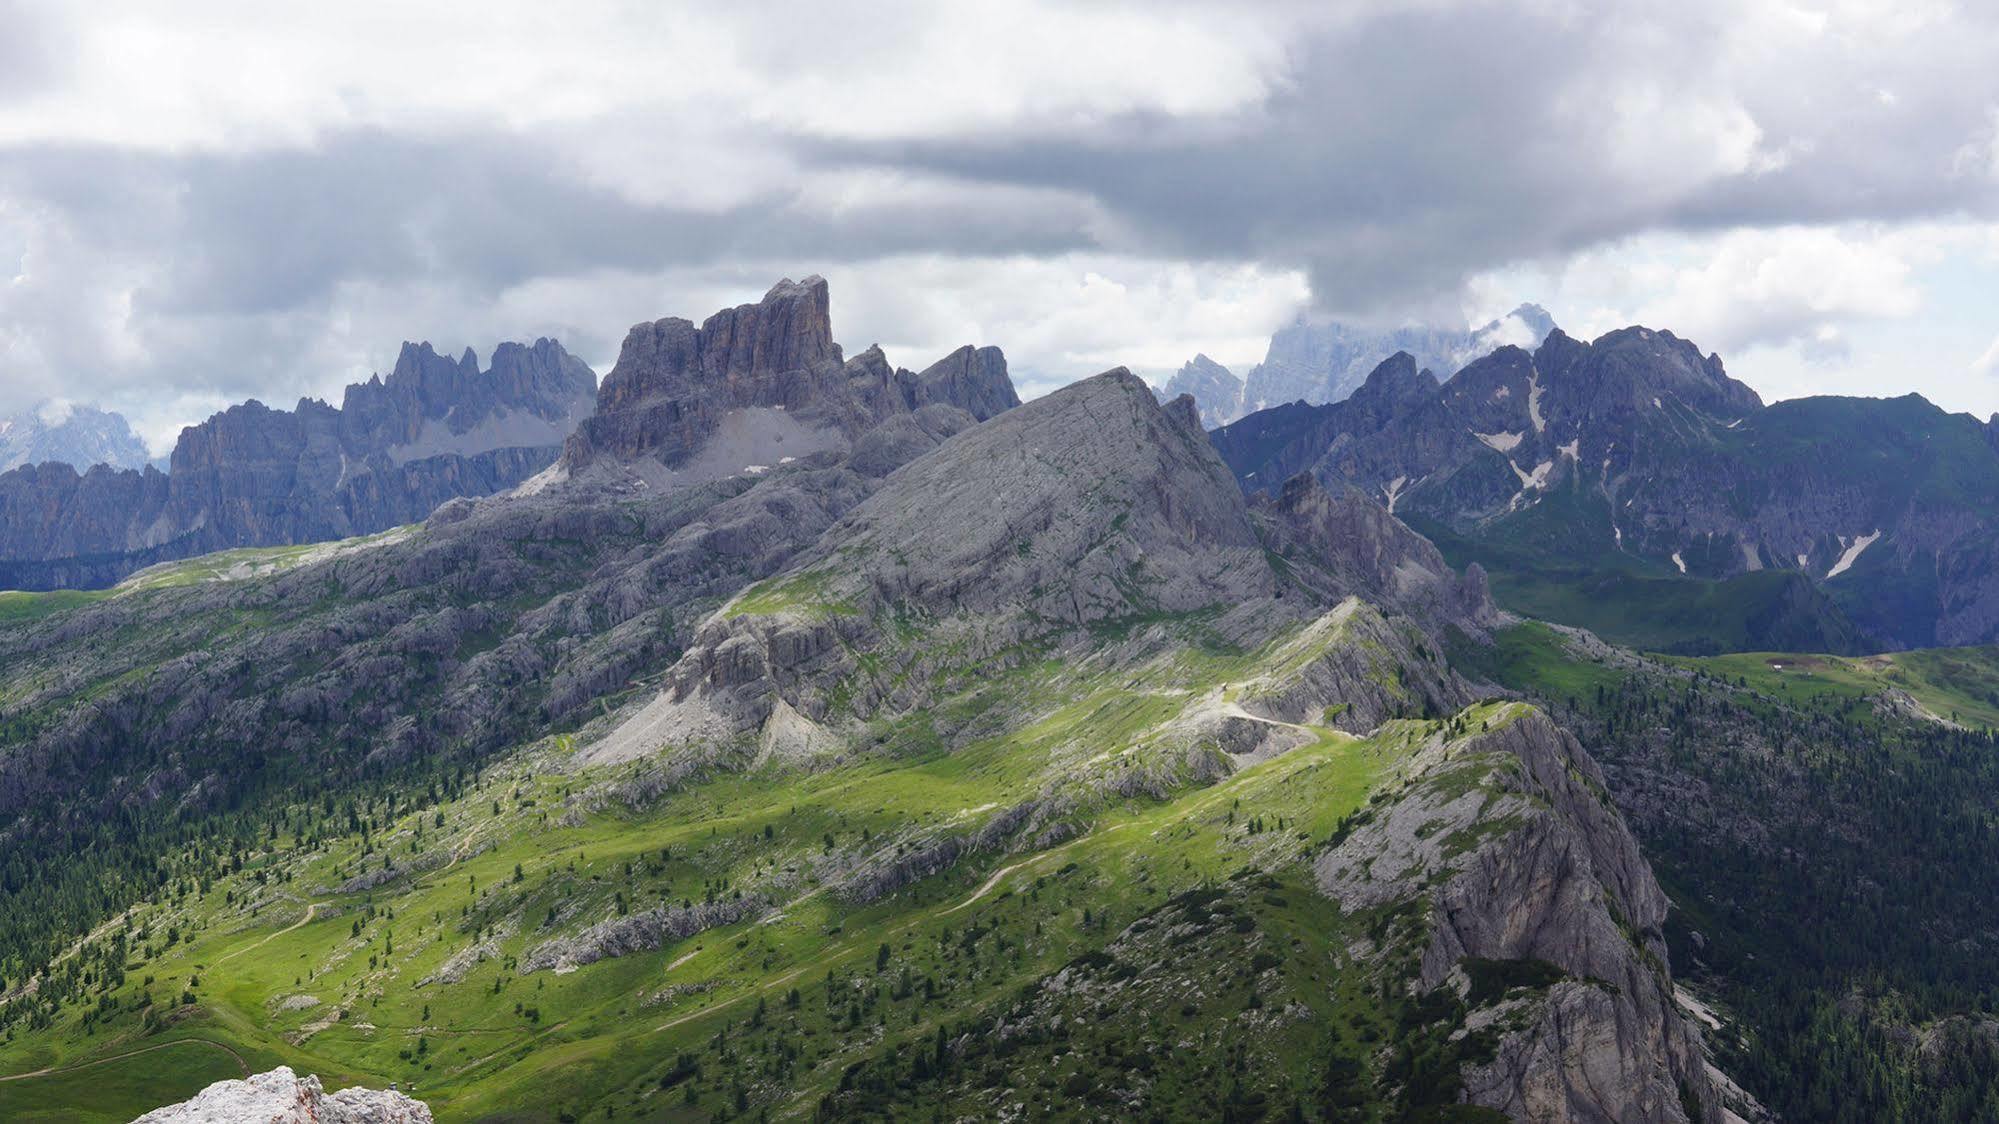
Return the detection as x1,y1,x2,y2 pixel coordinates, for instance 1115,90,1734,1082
2,0,1998,435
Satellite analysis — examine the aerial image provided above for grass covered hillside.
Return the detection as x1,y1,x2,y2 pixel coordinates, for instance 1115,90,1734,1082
0,370,1717,1122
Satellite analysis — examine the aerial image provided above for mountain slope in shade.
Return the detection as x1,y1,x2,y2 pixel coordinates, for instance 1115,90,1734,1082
1213,325,1999,651
0,339,597,591
0,401,152,472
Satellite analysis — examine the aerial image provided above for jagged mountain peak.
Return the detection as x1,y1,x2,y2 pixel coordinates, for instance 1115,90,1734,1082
1350,350,1438,405
561,278,1019,478
1552,325,1764,416
1159,352,1247,427
902,343,1020,422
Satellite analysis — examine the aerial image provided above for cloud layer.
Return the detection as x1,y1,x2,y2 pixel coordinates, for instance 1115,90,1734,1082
0,0,1996,447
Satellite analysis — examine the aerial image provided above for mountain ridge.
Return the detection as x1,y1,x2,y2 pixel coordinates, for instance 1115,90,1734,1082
0,338,597,591
1213,324,1999,651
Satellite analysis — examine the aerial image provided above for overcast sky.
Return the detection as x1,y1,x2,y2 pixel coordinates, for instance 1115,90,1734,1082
1,0,1997,451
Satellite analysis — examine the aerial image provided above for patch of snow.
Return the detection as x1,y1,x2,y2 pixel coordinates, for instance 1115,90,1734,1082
743,464,769,475
1493,385,1511,400
1509,459,1554,490
1672,551,1687,574
1474,430,1524,453
1383,475,1408,514
1527,376,1546,433
1557,438,1579,460
1741,542,1763,572
778,456,796,464
1652,397,1663,409
1797,553,1809,569
1726,418,1744,429
1827,530,1881,578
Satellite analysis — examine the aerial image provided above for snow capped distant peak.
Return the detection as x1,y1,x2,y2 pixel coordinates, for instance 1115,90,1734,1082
0,399,153,472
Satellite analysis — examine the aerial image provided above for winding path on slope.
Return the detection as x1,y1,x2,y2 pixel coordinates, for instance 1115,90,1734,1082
215,902,321,966
0,1036,249,1083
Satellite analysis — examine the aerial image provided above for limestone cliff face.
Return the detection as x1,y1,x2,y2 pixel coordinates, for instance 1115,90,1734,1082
132,1066,432,1124
562,277,1020,479
0,339,596,591
1316,706,1716,1122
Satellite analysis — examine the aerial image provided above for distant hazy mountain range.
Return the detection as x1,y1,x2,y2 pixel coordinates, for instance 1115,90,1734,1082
0,339,597,590
0,401,153,473
1160,303,1557,425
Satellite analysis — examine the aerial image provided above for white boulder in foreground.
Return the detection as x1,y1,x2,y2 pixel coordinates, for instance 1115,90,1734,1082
130,1066,433,1124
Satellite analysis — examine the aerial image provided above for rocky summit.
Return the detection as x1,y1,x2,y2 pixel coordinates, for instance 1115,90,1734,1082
558,276,1018,487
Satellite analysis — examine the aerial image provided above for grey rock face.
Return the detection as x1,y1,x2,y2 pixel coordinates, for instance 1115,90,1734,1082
131,1066,433,1124
809,367,1270,621
1316,706,1715,1122
0,339,597,591
898,344,1021,422
519,896,766,974
0,401,152,472
562,278,1020,483
564,277,849,469
1254,472,1495,632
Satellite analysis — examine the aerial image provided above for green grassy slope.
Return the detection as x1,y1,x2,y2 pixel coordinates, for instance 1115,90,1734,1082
0,602,1509,1122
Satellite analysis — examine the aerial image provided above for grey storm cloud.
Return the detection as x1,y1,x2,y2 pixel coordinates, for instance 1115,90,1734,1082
2,0,1997,433
4,132,1098,320
817,2,1999,319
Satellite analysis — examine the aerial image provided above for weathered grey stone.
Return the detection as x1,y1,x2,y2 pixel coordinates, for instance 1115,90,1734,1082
131,1066,432,1124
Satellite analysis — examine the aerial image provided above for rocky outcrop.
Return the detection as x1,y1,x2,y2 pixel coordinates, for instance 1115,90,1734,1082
518,896,766,974
0,339,596,591
898,344,1021,422
560,278,1020,485
132,1066,433,1124
1316,705,1715,1122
